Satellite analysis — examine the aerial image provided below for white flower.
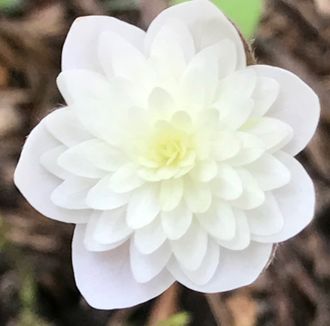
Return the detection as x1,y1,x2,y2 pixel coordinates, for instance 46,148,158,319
14,0,320,309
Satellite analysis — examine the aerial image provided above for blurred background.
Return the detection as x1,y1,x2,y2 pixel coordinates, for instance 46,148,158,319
0,0,330,325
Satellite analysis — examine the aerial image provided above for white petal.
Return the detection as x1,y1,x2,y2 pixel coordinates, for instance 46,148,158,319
149,18,194,61
197,201,236,241
40,145,69,179
160,178,183,211
59,76,141,143
171,222,208,271
227,132,265,166
251,76,280,116
51,177,95,210
217,68,256,101
218,210,250,250
148,19,194,79
184,179,212,213
198,108,219,130
145,0,246,68
213,131,241,162
98,31,149,83
179,43,219,110
109,164,144,193
253,152,315,243
127,184,160,229
213,164,243,200
14,120,91,224
148,87,175,120
179,40,238,109
171,109,193,129
58,143,106,179
168,238,219,286
190,160,218,182
58,140,125,179
130,241,172,283
70,104,110,144
215,69,256,129
134,219,167,255
84,214,127,252
72,225,174,309
92,207,132,244
252,65,320,155
212,39,238,79
247,153,291,191
57,70,112,106
86,176,130,210
62,16,145,72
138,166,176,182
168,241,273,293
242,117,293,152
247,193,284,237
45,108,91,147
231,169,265,210
161,203,192,240
217,98,254,130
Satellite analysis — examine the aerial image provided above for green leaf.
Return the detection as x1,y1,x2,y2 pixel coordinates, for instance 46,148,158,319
170,0,263,39
157,312,191,326
104,0,139,11
0,0,23,11
17,310,51,326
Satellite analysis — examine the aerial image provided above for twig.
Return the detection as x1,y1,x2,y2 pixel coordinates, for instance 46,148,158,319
139,0,168,28
205,293,233,326
71,0,105,15
147,283,180,326
106,307,136,326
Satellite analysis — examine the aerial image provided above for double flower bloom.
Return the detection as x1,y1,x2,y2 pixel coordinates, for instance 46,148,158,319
15,0,320,309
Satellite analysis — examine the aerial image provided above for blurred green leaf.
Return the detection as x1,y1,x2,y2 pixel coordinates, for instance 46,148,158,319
157,312,191,326
170,0,263,39
17,310,51,326
104,0,139,11
18,267,51,326
20,273,36,309
0,0,23,12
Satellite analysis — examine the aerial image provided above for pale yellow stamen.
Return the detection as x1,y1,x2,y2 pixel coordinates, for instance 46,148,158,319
148,127,191,167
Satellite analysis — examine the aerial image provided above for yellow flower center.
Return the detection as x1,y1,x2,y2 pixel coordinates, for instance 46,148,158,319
137,120,195,171
148,128,190,167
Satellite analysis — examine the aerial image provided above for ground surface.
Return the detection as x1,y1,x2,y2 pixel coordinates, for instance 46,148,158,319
0,0,330,325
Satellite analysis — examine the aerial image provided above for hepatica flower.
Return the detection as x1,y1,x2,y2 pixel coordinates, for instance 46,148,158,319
15,0,320,309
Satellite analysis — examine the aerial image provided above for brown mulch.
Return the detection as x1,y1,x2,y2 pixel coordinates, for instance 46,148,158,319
0,0,330,325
